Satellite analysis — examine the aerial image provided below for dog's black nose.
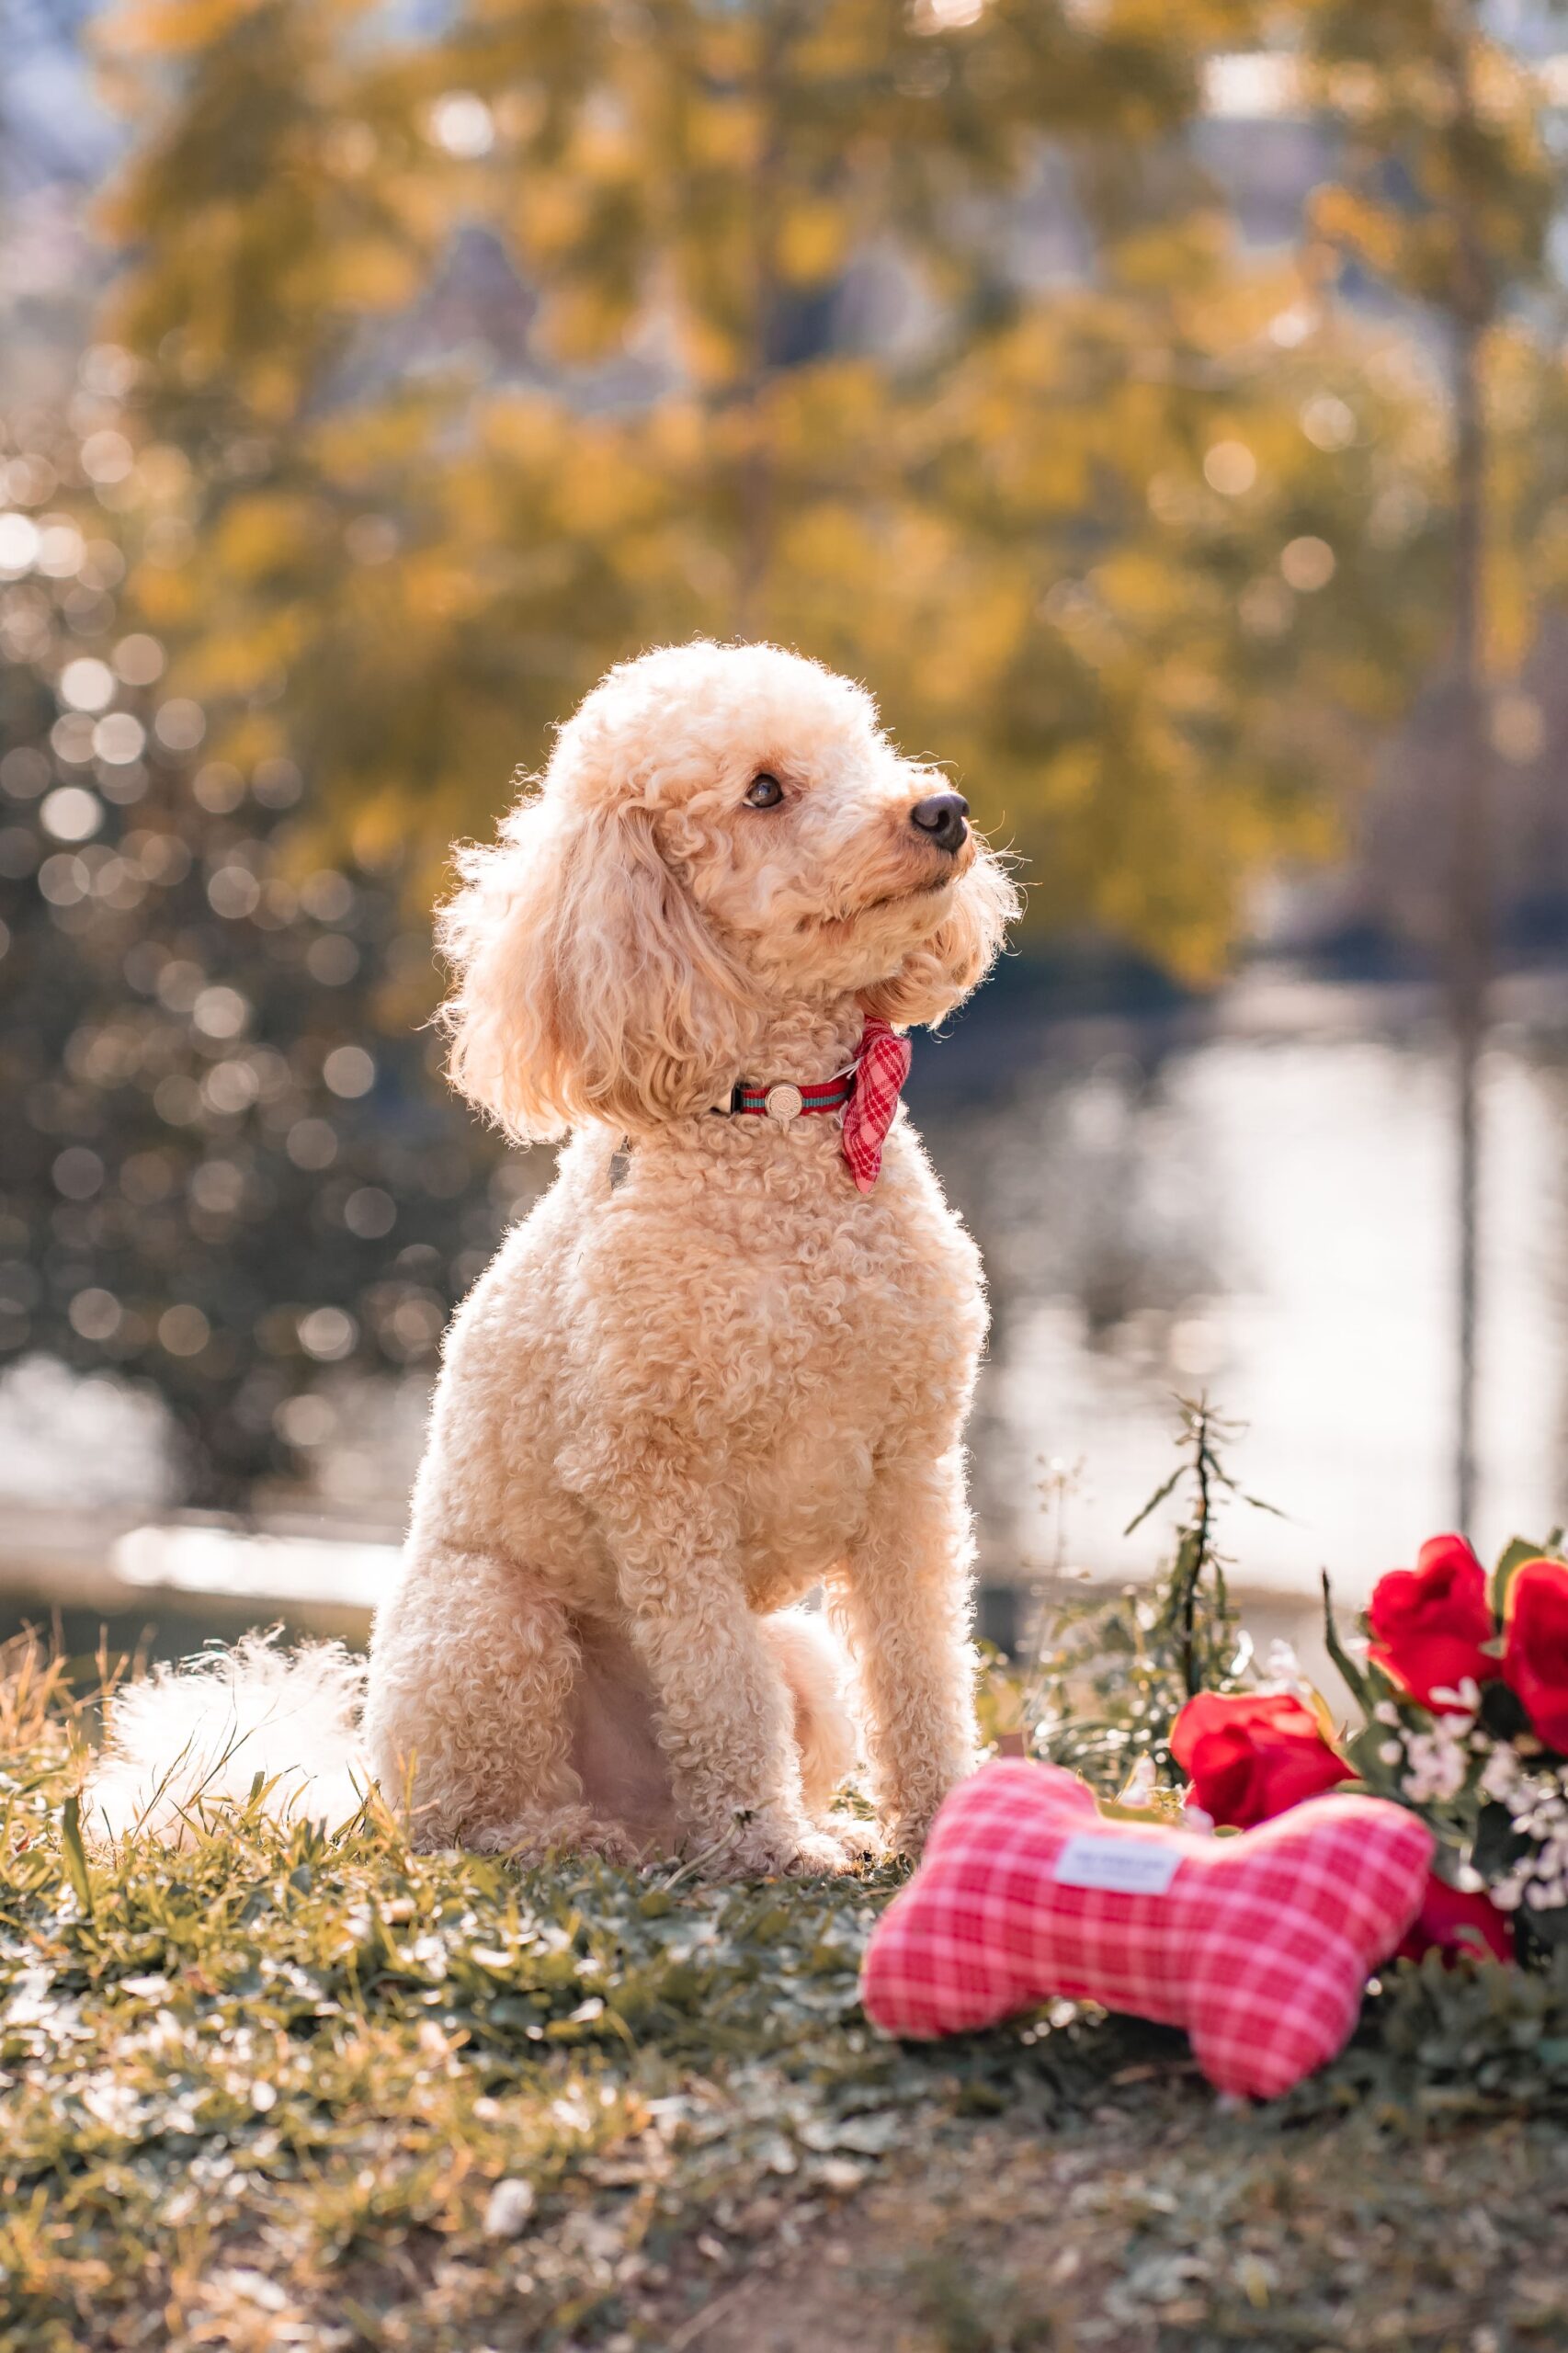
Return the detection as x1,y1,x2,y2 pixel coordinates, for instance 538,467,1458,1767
910,790,970,854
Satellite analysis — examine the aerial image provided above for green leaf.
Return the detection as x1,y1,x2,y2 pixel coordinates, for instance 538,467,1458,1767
1123,1464,1183,1538
1322,1570,1372,1710
1477,1681,1532,1742
1519,1903,1568,1948
1345,1721,1401,1795
59,1792,95,1919
1471,1800,1527,1883
1490,1536,1562,1622
1232,1487,1288,1522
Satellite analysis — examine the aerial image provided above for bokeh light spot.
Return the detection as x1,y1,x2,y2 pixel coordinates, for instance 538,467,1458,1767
156,961,204,1011
0,746,49,798
80,429,135,484
391,1294,446,1358
306,933,361,985
1202,440,1257,495
345,1185,396,1239
287,1118,339,1171
190,1159,244,1213
38,851,89,904
154,698,206,750
153,1074,203,1124
301,870,354,924
36,521,85,578
0,513,41,574
94,712,147,765
427,92,494,156
193,762,244,813
253,757,302,809
112,633,165,685
53,1146,105,1200
202,1060,260,1114
50,713,97,765
299,1305,357,1361
209,865,262,918
276,1392,337,1447
1300,394,1358,452
193,984,249,1040
69,1288,122,1342
40,786,103,843
324,1045,376,1098
159,1304,210,1357
59,656,115,712
1280,536,1335,592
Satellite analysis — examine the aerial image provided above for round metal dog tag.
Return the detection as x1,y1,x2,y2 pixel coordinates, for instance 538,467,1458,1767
765,1083,803,1124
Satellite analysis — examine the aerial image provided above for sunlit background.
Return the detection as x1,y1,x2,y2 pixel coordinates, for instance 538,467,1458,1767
5,0,1568,1666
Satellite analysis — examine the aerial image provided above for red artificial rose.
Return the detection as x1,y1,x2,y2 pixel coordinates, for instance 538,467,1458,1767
1503,1556,1568,1754
1367,1533,1497,1712
1170,1690,1353,1829
1397,1874,1515,1966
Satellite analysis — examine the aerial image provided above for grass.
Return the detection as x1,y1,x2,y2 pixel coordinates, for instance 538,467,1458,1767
8,1640,1568,2351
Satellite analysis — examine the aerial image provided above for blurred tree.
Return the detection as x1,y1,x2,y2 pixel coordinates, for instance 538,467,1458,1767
82,0,1458,975
846,244,1449,975
1297,0,1565,1523
0,392,514,1504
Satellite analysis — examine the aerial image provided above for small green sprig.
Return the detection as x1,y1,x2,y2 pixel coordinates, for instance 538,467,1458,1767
1025,1400,1271,1798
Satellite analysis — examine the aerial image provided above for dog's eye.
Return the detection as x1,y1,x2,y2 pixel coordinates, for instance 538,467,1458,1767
744,771,784,809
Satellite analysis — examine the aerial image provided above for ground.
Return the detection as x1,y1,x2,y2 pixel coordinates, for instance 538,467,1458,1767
5,1646,1568,2353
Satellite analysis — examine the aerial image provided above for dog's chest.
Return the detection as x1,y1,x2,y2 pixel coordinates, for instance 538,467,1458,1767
571,1127,981,1550
562,1120,983,1419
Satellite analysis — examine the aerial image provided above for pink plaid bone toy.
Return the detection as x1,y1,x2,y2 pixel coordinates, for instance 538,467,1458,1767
861,1759,1434,2098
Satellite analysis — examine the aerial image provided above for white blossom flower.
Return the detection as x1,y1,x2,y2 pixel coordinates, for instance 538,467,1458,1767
1265,1639,1307,1691
1400,1724,1469,1804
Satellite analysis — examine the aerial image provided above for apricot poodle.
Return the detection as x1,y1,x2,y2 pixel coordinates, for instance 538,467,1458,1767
95,641,1017,1872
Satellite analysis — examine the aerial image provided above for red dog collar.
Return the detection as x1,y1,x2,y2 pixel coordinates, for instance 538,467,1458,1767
721,1073,855,1123
714,1017,912,1192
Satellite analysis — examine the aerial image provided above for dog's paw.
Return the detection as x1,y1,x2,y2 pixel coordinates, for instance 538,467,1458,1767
777,1828,860,1878
818,1813,886,1869
720,1815,855,1878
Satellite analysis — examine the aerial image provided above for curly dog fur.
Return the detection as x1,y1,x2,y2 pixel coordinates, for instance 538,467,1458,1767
90,640,1017,1870
361,639,1017,1872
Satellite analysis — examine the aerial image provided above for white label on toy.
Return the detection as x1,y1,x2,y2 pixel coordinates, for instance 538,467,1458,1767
1052,1834,1182,1896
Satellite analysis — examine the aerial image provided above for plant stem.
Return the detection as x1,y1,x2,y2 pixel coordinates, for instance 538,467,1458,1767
1179,1404,1217,1699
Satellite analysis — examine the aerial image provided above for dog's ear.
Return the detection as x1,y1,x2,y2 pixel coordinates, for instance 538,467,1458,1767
862,845,1020,1031
437,791,757,1141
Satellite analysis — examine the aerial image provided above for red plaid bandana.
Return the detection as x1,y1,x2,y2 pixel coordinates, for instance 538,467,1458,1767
841,1016,912,1194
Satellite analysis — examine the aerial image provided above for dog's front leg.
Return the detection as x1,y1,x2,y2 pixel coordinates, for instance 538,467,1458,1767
603,1477,849,1876
827,1447,980,1857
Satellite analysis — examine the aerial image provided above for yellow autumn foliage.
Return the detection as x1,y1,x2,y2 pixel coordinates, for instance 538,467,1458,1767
85,0,1568,974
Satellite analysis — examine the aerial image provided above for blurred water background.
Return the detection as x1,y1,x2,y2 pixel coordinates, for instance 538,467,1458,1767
11,955,1568,1666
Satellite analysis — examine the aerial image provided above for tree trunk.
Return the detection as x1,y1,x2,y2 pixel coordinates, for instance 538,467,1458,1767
1449,309,1487,1532
1447,7,1493,1534
734,0,790,639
